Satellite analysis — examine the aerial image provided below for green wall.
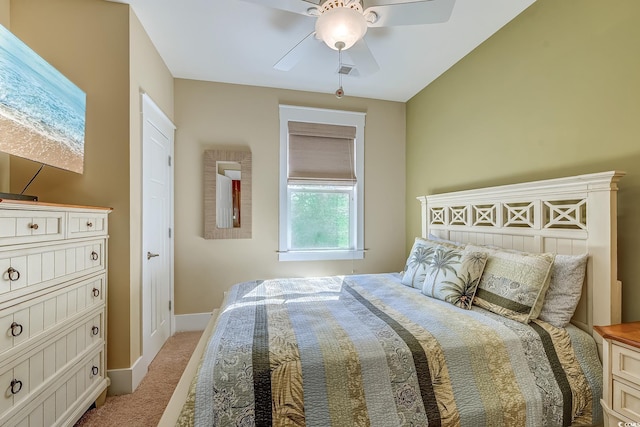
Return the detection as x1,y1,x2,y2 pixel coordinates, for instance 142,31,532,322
406,0,640,322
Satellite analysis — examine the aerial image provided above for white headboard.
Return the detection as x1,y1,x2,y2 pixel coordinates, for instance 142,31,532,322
418,171,625,346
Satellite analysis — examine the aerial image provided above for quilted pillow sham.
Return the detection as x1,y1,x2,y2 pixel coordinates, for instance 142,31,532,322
421,247,488,310
470,246,588,327
538,253,588,327
401,237,464,288
467,244,555,323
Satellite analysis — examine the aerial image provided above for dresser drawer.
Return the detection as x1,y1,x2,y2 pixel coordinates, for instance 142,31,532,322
612,379,640,423
0,274,105,358
4,348,106,427
0,239,106,305
613,343,640,387
68,212,108,239
0,310,104,418
0,210,64,245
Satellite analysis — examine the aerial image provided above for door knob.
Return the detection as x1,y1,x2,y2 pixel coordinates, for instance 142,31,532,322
147,252,160,260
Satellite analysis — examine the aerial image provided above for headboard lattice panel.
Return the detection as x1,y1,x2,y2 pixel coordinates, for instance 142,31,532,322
418,171,625,347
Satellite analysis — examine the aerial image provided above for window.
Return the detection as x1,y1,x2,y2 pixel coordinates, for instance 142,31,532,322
279,105,365,261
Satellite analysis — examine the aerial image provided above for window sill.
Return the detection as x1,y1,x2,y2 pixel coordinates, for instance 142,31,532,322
278,249,365,262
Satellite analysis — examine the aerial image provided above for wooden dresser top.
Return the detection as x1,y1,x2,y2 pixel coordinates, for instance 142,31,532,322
0,199,112,211
594,322,640,350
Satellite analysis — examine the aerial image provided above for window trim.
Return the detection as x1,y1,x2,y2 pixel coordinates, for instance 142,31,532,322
279,105,365,262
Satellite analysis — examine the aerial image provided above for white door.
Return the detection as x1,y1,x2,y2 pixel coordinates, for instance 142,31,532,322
142,93,174,366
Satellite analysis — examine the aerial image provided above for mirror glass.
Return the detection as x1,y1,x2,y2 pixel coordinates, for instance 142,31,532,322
204,149,252,239
216,161,241,228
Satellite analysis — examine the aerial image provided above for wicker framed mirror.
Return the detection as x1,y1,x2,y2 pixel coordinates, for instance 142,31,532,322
204,149,252,239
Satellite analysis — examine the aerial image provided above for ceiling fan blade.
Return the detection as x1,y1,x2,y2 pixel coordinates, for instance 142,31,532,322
347,39,379,75
239,0,320,16
364,0,456,27
274,31,322,71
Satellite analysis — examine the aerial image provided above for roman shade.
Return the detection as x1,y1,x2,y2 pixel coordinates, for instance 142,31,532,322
288,121,357,184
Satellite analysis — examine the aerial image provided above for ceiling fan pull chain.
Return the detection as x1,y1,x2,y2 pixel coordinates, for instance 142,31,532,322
336,44,345,99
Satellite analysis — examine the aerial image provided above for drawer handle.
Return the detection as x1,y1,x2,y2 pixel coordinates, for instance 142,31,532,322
29,223,39,230
91,366,99,377
92,287,100,298
90,251,99,261
7,267,20,282
10,322,23,337
91,326,100,336
87,221,93,228
10,379,22,395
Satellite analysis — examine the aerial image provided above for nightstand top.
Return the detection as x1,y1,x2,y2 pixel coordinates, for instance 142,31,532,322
594,321,640,349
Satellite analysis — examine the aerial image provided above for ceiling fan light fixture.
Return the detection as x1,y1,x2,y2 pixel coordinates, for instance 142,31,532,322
315,6,368,51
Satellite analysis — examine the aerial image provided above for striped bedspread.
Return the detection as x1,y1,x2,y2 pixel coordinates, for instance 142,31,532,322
186,273,602,426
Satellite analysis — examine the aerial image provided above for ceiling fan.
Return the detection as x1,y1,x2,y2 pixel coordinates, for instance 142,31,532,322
240,0,457,76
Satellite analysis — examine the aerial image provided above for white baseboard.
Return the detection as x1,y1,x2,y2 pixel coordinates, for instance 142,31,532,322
106,312,211,396
175,312,212,332
107,356,147,396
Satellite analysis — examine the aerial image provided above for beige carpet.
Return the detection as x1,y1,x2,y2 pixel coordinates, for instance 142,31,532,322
75,331,202,427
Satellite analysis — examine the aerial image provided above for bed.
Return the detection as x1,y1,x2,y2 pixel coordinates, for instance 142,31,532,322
159,170,625,427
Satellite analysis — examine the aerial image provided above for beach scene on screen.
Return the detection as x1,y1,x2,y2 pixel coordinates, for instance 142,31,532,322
0,24,85,174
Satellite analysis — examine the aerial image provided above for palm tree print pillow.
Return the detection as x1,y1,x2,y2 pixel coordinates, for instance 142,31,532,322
401,238,464,288
421,248,488,309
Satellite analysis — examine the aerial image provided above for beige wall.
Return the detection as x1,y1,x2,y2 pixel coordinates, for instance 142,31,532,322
0,0,10,192
0,1,8,27
174,80,406,313
129,9,174,367
8,0,173,371
9,0,132,368
406,0,640,322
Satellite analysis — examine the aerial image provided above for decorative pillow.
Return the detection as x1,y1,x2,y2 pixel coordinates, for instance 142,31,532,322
467,244,555,323
538,254,588,328
421,247,488,309
401,237,464,288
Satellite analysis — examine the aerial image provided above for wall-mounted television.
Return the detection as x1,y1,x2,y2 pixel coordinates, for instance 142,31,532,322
0,24,86,175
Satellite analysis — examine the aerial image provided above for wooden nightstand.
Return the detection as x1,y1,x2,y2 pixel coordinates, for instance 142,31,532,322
595,322,640,426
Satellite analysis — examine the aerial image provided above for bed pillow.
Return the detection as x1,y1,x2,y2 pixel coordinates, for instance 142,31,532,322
427,233,466,247
421,247,488,309
538,254,588,328
467,244,555,323
401,237,464,288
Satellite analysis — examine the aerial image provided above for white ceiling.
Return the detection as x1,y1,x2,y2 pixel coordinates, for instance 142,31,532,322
109,0,536,102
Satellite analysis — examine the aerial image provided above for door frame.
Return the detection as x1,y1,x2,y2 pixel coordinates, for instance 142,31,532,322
141,92,175,367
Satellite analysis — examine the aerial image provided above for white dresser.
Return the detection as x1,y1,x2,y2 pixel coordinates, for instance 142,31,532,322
595,322,640,426
0,200,111,427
